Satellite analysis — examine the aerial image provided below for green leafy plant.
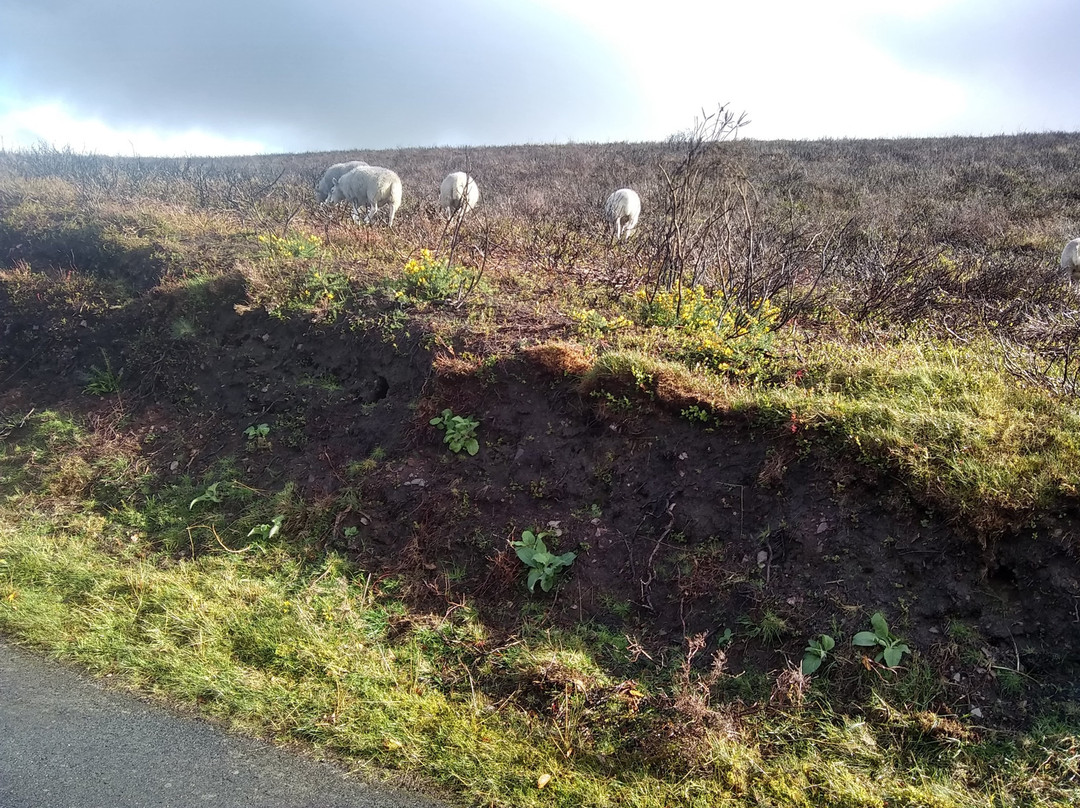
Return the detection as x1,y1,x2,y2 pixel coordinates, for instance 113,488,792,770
244,423,270,440
263,266,351,323
247,515,284,542
801,633,835,675
681,404,711,423
511,529,576,593
391,249,485,305
295,269,350,316
429,409,479,455
83,351,122,395
853,612,910,668
189,482,223,510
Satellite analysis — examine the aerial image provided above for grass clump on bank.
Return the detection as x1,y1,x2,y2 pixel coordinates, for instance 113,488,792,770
777,339,1080,528
580,332,1080,539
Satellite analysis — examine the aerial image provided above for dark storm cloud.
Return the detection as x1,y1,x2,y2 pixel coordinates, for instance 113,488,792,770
0,0,640,150
866,0,1080,131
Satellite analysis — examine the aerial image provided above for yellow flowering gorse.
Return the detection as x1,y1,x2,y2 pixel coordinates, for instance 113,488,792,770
393,249,479,303
268,267,350,323
571,308,634,337
258,232,323,259
635,286,781,378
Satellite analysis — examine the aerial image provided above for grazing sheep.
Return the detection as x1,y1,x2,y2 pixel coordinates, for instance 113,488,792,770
439,171,481,221
315,160,367,203
1061,237,1080,284
604,188,641,241
329,165,403,227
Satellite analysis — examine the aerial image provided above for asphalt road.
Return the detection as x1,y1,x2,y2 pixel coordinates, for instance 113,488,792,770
0,639,451,808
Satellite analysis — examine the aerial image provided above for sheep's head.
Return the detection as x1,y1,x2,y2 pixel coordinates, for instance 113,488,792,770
328,180,345,203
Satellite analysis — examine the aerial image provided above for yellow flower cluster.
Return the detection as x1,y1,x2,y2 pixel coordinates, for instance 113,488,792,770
396,249,475,303
258,232,323,259
635,286,780,333
403,248,435,275
291,268,348,319
635,286,781,378
570,308,634,336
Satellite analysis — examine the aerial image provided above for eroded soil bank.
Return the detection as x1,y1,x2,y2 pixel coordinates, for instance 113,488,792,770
3,285,1078,726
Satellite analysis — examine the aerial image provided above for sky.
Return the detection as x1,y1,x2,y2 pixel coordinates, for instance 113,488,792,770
0,0,1077,157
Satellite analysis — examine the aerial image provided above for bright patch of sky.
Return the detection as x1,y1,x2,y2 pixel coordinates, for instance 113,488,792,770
0,98,266,156
0,0,1075,157
534,0,1005,140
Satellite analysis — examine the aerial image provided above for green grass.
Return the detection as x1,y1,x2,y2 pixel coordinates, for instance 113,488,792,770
0,411,1077,808
764,338,1080,528
583,336,1080,538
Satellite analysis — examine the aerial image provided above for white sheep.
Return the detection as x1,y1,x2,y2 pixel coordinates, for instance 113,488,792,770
1060,237,1080,284
604,188,641,241
439,171,481,221
329,165,403,227
315,160,367,203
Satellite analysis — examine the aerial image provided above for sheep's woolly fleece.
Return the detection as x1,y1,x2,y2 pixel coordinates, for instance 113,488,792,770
439,172,481,220
329,165,403,227
315,160,367,203
604,188,641,241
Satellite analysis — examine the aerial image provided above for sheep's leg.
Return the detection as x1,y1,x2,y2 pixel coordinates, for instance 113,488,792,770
351,205,362,224
387,203,396,228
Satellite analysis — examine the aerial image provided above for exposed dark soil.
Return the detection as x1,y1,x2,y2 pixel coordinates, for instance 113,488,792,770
2,280,1079,727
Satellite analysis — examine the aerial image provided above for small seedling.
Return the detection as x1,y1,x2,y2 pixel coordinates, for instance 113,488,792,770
244,423,270,440
83,351,122,395
429,408,479,455
247,515,284,541
243,423,271,450
739,609,788,643
189,482,223,510
801,633,835,675
511,529,576,593
853,612,910,668
681,404,711,424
